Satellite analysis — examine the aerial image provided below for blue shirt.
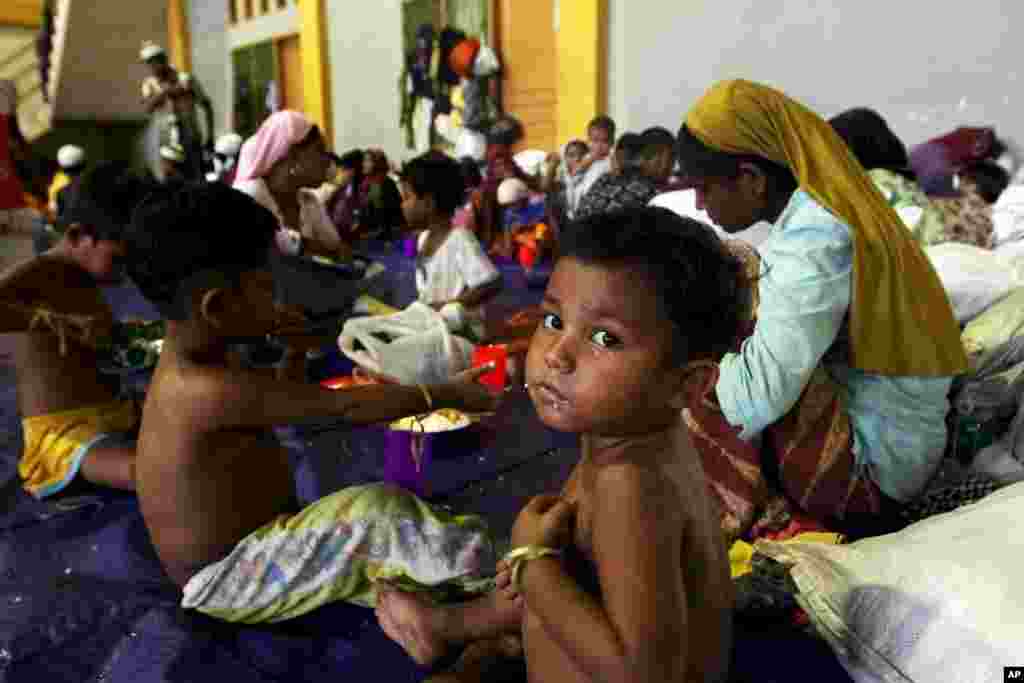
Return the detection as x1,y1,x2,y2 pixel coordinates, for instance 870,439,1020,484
715,191,953,502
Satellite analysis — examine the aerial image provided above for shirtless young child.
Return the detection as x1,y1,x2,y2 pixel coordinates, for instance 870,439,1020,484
377,206,739,682
0,162,150,498
121,183,500,588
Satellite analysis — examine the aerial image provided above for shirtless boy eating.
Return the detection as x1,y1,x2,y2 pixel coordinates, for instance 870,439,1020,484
122,183,500,588
377,207,738,682
0,162,150,497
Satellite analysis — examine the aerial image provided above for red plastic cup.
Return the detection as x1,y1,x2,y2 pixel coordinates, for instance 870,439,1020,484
472,344,508,390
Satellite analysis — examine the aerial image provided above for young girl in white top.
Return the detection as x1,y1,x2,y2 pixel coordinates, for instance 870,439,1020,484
401,154,502,337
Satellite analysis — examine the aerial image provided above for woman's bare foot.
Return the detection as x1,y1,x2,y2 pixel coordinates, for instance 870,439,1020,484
376,588,450,667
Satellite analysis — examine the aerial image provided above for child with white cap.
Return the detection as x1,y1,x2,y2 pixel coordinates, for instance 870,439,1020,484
50,144,87,216
206,132,243,185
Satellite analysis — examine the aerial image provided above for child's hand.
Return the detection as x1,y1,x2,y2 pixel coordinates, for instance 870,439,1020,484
435,364,502,414
511,494,576,549
495,558,524,607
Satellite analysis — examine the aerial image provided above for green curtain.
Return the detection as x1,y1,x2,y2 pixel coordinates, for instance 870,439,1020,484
447,0,488,41
402,0,489,52
232,41,276,140
402,0,436,55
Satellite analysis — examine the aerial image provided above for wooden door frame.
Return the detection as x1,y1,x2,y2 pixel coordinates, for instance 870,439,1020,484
491,0,606,146
274,31,300,111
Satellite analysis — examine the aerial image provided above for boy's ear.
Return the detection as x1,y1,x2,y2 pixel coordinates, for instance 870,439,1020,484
198,287,229,329
63,223,91,245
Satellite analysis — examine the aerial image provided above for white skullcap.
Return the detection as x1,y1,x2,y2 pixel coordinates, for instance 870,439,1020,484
497,177,529,206
160,143,186,163
140,41,166,62
57,145,85,169
214,132,243,157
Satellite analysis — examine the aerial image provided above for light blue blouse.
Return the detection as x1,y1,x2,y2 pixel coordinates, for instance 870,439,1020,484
715,190,954,502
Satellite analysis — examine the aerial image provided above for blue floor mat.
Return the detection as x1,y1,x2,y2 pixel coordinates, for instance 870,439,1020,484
0,246,574,682
0,245,850,682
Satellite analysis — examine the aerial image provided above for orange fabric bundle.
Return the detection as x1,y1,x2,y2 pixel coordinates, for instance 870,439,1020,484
449,39,481,79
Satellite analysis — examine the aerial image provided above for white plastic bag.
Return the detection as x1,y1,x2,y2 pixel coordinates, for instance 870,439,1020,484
925,243,1022,323
338,302,474,386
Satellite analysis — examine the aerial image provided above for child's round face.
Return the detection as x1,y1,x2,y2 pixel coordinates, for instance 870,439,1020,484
587,127,611,160
399,182,431,229
525,258,681,436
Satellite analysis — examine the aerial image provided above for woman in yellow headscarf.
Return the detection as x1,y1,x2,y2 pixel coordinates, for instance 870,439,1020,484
676,80,967,542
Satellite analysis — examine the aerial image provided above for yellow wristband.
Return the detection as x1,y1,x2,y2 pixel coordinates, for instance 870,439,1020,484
504,545,562,592
417,383,434,411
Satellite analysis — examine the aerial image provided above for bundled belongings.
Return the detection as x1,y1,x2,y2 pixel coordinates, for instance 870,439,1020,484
925,243,1022,323
757,480,1024,683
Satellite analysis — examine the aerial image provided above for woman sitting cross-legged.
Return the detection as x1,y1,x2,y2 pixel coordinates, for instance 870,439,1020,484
676,80,968,542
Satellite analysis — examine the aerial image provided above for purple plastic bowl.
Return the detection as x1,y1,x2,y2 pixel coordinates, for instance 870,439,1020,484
383,419,480,497
402,236,418,259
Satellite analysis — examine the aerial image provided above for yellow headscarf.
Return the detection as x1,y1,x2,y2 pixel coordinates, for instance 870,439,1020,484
686,79,967,377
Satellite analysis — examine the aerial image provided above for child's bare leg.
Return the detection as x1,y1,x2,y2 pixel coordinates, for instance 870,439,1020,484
80,444,136,490
376,588,522,667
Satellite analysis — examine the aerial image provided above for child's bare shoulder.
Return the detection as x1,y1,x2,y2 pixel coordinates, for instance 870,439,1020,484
151,355,270,432
590,455,686,526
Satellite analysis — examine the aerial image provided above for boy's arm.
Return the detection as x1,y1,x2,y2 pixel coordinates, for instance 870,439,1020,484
188,363,497,432
518,466,688,683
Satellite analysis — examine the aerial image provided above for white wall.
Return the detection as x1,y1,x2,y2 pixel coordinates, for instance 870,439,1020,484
188,0,232,136
227,6,299,50
608,0,1024,154
325,0,405,163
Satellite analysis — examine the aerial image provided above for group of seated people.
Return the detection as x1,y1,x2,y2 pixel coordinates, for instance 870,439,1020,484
2,76,1014,682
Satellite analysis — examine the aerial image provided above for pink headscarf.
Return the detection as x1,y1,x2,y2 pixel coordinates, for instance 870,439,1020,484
234,111,315,182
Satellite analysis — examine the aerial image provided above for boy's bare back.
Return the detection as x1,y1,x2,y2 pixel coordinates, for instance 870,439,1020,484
136,351,298,587
524,421,732,683
0,256,119,418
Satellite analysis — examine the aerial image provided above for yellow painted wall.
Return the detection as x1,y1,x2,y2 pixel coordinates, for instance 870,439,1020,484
556,0,606,144
0,0,42,28
298,0,332,143
167,0,192,73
